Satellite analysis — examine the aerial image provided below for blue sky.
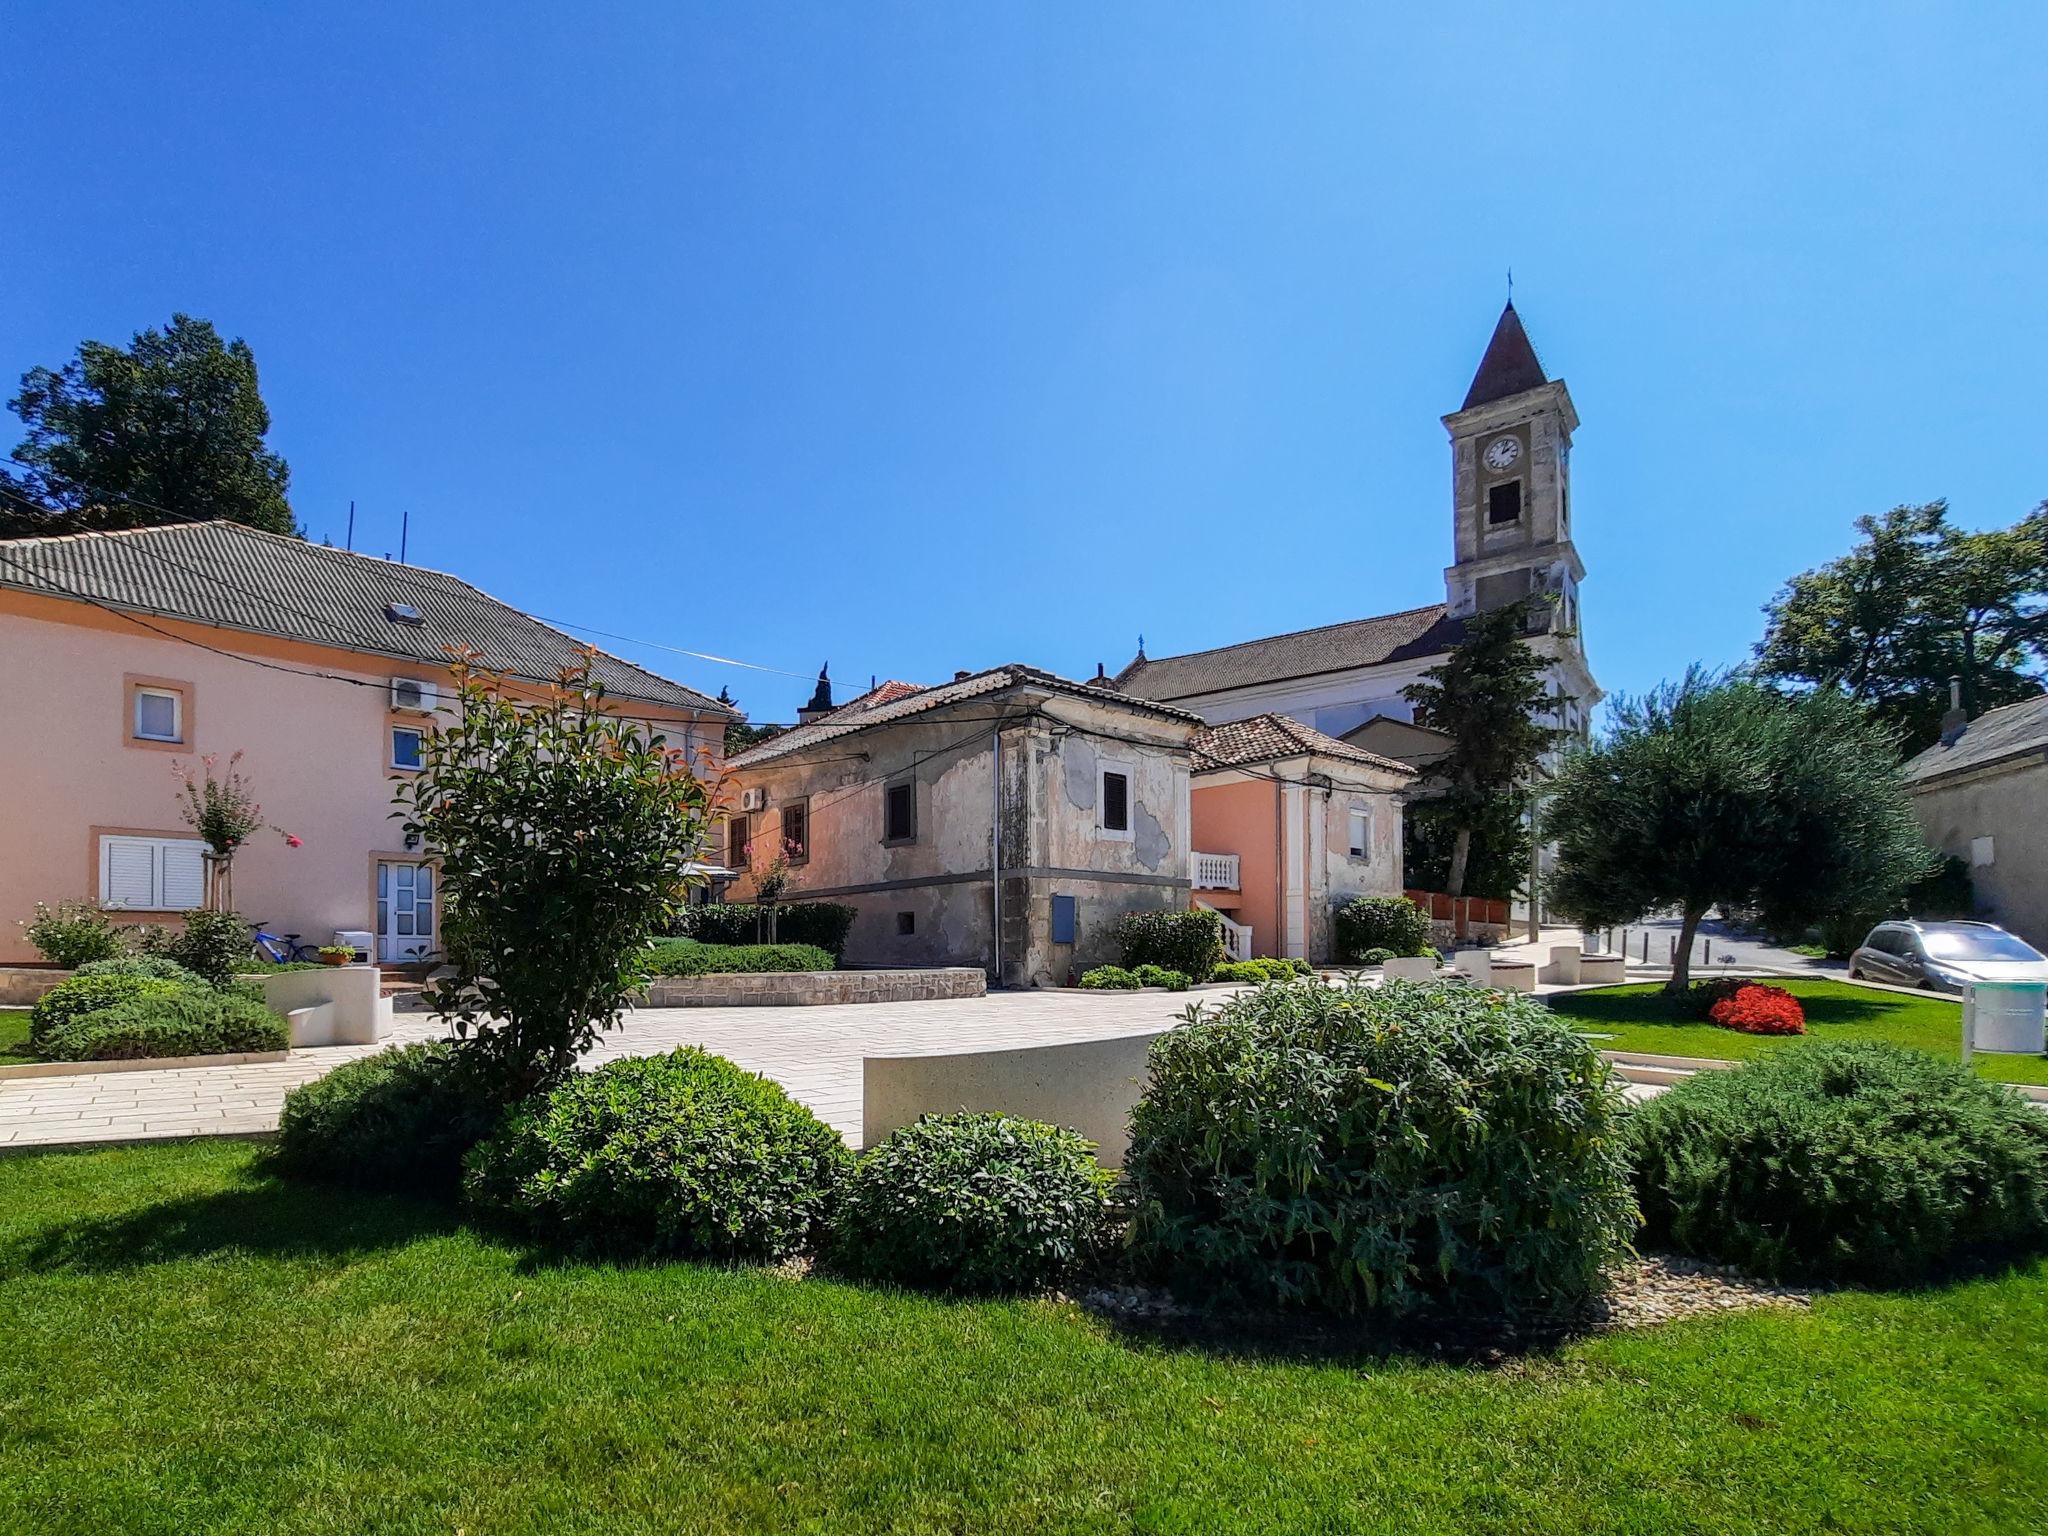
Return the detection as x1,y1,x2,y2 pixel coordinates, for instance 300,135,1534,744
5,4,2042,722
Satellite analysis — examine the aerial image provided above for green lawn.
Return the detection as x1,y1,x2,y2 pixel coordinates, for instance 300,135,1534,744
3,1141,2046,1533
0,1007,31,1066
1547,978,2048,1087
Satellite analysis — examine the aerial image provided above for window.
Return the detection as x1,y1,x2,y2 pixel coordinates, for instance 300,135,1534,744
781,799,809,863
99,835,205,911
884,781,916,843
1971,836,1996,868
1487,480,1522,525
896,911,916,936
1099,764,1132,837
133,688,182,743
390,726,425,771
728,813,750,871
1347,806,1372,859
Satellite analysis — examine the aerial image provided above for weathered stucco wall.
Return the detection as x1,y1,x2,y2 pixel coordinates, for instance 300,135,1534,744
1912,760,2048,950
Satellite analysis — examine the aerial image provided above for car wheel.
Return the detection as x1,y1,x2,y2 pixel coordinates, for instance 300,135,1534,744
1847,965,1861,979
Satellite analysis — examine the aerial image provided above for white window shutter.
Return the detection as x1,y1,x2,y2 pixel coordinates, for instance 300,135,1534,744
102,838,159,908
160,841,206,910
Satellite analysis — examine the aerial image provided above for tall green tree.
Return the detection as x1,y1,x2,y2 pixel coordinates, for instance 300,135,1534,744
4,314,296,536
1546,671,1934,992
1400,598,1559,899
1755,501,2048,752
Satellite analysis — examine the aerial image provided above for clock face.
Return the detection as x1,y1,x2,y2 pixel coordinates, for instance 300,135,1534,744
1483,435,1522,472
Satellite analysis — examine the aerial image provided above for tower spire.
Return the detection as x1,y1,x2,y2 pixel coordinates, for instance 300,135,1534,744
1461,300,1547,410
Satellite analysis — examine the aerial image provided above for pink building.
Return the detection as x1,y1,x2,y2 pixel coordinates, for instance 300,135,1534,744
0,521,730,965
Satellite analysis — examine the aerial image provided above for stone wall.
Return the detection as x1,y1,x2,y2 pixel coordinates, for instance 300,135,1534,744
639,967,986,1008
0,966,70,1007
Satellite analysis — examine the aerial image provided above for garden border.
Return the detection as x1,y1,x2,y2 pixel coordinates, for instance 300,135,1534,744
0,1048,291,1081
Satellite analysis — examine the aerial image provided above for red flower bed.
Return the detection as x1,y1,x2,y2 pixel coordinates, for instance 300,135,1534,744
1707,983,1807,1036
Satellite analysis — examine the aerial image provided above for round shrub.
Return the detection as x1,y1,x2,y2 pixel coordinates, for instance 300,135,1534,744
1707,983,1805,1036
37,991,286,1062
465,1047,852,1262
1126,979,1637,1317
274,1042,504,1196
1627,1043,2048,1285
1079,965,1142,990
1360,947,1398,967
28,974,183,1052
73,955,207,987
1113,908,1225,982
1132,964,1190,991
20,900,128,968
831,1113,1116,1294
1333,895,1433,963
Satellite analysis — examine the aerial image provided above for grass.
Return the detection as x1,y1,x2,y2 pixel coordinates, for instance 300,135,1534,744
0,1007,32,1066
1547,978,2048,1086
2,1141,2047,1533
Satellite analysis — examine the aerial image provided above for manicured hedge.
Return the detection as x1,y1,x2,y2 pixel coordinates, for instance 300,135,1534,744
830,1113,1116,1295
29,974,185,1052
465,1047,853,1261
274,1042,504,1196
1212,958,1314,985
73,956,207,987
643,939,835,976
1079,966,1141,990
1627,1043,2048,1284
1114,908,1224,982
1332,896,1433,963
37,991,286,1062
675,902,858,959
1126,978,1636,1316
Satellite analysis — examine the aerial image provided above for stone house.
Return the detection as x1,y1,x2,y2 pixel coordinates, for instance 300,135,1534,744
721,666,1203,985
1903,691,2048,949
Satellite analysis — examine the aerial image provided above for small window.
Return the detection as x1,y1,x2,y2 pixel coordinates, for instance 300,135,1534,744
390,726,425,771
385,603,425,626
1487,480,1522,525
133,687,182,743
1099,766,1131,836
782,799,809,863
1348,806,1371,859
896,910,916,936
99,835,205,911
884,781,916,843
728,813,750,871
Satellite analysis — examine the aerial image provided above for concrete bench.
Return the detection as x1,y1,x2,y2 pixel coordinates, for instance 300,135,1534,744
1382,955,1440,983
1577,953,1628,985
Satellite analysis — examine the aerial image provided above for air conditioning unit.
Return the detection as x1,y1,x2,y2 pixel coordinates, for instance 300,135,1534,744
740,787,768,812
389,678,442,713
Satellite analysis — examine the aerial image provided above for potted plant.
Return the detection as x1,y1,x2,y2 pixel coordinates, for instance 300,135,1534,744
316,945,356,967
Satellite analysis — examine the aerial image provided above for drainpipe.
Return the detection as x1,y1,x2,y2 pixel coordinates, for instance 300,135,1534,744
990,726,1002,985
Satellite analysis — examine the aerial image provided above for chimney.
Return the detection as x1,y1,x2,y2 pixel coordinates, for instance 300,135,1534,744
1938,674,1969,747
954,669,972,681
1086,661,1118,691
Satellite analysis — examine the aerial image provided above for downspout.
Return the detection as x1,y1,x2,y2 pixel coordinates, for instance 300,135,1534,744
990,725,1003,985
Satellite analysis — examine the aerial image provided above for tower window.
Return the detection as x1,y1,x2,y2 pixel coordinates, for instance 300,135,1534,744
1487,480,1522,526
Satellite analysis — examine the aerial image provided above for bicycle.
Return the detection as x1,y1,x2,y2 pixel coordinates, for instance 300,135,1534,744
250,923,321,965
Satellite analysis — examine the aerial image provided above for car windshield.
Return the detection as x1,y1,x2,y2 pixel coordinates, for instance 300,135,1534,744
1921,929,2044,963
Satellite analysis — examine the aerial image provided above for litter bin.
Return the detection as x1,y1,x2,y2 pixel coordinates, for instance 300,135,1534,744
1964,980,2048,1057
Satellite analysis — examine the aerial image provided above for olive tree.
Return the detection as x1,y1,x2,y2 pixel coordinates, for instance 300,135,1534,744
1545,671,1933,992
394,654,715,1100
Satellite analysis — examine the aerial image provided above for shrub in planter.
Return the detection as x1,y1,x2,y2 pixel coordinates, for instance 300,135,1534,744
1333,896,1433,963
642,939,835,977
465,1047,852,1262
1629,1043,2048,1285
1707,983,1806,1036
1132,964,1190,991
274,1042,504,1196
1079,965,1142,990
28,974,186,1052
830,1113,1116,1295
676,901,858,958
1126,979,1637,1317
1114,909,1225,982
73,955,207,987
20,901,129,968
1211,958,1311,985
162,909,253,989
38,992,287,1062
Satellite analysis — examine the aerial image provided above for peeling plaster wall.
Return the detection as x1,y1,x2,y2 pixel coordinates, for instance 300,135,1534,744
1312,772,1407,960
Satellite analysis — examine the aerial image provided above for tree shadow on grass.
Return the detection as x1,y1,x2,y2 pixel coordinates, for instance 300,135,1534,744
1,1169,463,1277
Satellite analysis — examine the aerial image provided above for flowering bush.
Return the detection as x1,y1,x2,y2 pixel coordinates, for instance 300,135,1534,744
1707,982,1806,1036
173,751,298,856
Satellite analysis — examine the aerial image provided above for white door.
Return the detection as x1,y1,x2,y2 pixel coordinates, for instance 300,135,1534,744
376,861,436,963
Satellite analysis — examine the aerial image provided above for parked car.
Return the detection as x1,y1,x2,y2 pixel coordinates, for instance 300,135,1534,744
1848,920,2048,995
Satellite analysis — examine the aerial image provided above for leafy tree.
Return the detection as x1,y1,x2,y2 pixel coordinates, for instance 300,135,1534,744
1756,501,2048,753
5,314,296,536
394,653,715,1101
717,687,786,757
1400,599,1559,898
1546,671,1934,992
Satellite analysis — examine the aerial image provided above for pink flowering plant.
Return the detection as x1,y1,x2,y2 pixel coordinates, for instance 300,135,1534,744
173,751,300,856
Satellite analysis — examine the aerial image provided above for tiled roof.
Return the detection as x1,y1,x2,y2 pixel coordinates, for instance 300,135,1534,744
1192,713,1416,777
1904,693,2048,784
1114,604,1460,703
1461,301,1548,410
0,520,731,714
727,663,1204,768
831,679,928,715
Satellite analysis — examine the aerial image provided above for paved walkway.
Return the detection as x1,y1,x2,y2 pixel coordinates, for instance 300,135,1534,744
0,990,1210,1152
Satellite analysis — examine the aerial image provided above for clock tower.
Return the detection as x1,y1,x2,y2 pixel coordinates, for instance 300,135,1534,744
1441,301,1599,729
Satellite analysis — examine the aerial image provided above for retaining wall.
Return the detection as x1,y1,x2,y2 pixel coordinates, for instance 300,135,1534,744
639,967,986,1008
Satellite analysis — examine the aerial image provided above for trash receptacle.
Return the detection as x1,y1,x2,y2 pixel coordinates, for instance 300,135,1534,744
1964,980,2048,1056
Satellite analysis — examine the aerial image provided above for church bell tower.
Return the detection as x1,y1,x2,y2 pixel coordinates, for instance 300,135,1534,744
1441,302,1585,646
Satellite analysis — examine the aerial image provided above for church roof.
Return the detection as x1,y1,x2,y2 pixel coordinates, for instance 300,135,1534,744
1115,604,1462,704
1193,714,1416,777
1461,301,1548,410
